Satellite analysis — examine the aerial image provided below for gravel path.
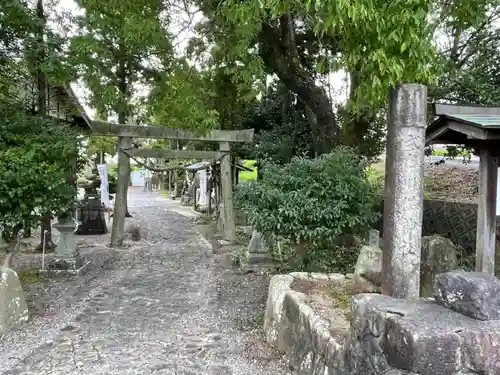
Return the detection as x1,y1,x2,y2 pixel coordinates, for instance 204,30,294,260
0,191,287,375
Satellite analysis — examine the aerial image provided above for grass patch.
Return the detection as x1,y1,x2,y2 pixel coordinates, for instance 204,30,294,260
329,287,351,311
432,149,469,157
18,268,46,286
239,160,258,181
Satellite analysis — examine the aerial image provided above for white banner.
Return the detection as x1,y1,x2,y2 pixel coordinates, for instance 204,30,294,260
97,164,110,208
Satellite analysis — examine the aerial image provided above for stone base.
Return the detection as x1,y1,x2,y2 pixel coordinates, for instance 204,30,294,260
197,204,209,213
40,261,90,278
264,272,500,375
180,196,193,206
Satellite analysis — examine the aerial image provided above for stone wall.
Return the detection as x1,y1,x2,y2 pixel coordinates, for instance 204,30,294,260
265,272,500,375
375,199,479,252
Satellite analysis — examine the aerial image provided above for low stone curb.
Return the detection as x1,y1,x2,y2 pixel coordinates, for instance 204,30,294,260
264,272,347,374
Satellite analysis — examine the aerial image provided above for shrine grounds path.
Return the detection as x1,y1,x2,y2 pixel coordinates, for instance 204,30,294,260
0,190,288,375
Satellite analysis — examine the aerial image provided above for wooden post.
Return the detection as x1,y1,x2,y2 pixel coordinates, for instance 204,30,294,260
234,157,239,187
110,136,132,247
172,169,179,199
168,170,172,196
220,142,235,241
147,160,153,192
476,147,498,275
382,84,427,299
193,176,197,211
208,171,213,215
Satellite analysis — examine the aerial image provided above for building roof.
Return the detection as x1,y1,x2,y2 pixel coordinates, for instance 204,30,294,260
63,84,92,128
443,113,500,127
426,103,500,146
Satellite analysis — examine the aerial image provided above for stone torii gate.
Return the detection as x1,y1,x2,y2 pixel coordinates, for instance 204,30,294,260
90,120,254,246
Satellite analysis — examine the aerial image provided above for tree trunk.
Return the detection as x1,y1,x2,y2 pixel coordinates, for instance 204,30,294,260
110,58,132,246
23,220,31,238
260,16,339,155
304,104,320,158
34,0,55,251
341,71,379,158
110,137,132,246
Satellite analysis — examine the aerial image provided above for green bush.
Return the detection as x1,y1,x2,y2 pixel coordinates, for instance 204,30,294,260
0,99,83,241
235,147,381,272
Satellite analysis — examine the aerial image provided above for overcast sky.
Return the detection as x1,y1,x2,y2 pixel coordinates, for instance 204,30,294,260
52,0,347,121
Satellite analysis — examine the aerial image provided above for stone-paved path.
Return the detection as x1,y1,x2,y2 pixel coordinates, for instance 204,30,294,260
0,191,287,375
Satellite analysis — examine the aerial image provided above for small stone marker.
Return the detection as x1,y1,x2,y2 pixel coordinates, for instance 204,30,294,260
247,230,268,254
0,266,28,337
420,235,458,298
434,271,500,320
354,230,383,290
368,229,380,248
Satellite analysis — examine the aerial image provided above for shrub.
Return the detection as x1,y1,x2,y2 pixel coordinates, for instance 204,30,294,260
235,147,381,271
0,99,83,241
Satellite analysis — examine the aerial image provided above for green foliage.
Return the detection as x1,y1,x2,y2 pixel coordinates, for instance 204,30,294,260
67,0,219,132
239,160,257,181
241,83,313,163
430,0,500,115
86,136,116,158
214,0,437,111
431,148,470,158
0,0,38,72
310,0,438,109
147,64,219,132
0,99,83,240
67,0,171,121
235,148,381,270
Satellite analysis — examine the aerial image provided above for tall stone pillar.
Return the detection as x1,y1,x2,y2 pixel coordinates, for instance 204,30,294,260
382,84,427,299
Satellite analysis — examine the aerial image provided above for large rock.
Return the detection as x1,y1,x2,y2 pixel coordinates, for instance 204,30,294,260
0,266,28,337
354,245,382,278
420,235,458,298
354,230,382,288
351,293,500,375
434,271,500,321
